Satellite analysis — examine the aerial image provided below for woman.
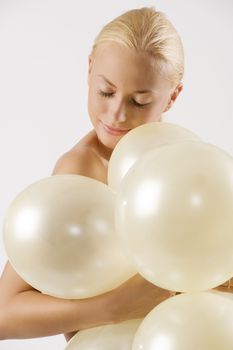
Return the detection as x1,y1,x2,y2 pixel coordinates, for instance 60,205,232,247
0,6,230,342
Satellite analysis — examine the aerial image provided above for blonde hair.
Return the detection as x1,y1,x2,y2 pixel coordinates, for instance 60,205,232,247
90,7,184,87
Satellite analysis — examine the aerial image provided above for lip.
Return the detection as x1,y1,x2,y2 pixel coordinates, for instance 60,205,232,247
102,123,131,136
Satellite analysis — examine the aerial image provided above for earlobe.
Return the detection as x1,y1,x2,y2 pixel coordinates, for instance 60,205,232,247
164,101,172,113
164,83,183,112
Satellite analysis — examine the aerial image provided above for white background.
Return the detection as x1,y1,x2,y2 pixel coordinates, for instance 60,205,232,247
0,0,233,349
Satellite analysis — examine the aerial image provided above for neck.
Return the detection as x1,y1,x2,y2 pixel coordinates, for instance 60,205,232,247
96,137,113,162
89,129,113,162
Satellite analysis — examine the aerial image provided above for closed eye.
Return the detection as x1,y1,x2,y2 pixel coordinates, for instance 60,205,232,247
98,90,150,109
98,90,114,98
130,99,150,109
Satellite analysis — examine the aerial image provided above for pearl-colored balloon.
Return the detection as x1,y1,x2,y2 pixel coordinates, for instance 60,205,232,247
132,292,233,350
108,122,201,192
211,289,233,301
66,319,142,350
116,141,233,292
3,175,135,299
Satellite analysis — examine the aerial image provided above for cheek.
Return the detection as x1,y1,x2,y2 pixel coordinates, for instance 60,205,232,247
88,89,107,118
142,99,167,121
144,109,163,123
133,107,163,126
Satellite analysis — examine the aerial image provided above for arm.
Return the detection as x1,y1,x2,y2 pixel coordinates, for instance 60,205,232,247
0,262,113,340
0,149,174,340
0,149,106,340
0,260,175,340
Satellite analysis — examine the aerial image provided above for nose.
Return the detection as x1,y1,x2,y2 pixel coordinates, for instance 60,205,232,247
110,97,127,123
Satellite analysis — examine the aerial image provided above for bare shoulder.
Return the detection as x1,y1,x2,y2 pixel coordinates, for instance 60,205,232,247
52,132,107,184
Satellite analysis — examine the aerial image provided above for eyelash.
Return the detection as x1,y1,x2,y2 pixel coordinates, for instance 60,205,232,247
98,91,147,109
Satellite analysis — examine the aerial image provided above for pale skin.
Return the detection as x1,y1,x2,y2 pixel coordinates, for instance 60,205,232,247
0,42,232,342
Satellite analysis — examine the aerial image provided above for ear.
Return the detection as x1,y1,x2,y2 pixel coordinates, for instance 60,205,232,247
88,55,94,85
163,83,183,112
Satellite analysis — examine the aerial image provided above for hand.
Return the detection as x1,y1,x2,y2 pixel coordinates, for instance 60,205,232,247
214,278,233,294
109,273,175,323
64,330,79,342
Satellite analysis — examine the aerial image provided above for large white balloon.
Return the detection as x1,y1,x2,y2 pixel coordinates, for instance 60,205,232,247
132,292,233,350
66,319,142,350
211,288,233,301
116,141,233,292
3,175,135,299
108,122,201,192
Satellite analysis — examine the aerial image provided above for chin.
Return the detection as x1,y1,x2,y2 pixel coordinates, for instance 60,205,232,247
96,121,128,150
99,132,122,150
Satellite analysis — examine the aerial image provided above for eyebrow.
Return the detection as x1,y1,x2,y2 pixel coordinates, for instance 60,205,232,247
98,74,156,94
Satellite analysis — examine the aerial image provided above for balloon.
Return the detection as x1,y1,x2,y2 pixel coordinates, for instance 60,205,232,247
115,141,233,292
108,122,201,192
66,319,142,350
132,292,233,350
211,289,233,301
3,175,135,299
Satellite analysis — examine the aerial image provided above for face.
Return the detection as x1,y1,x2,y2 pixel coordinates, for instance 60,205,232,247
88,42,182,150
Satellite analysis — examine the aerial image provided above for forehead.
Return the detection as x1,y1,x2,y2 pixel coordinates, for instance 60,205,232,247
92,43,169,90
